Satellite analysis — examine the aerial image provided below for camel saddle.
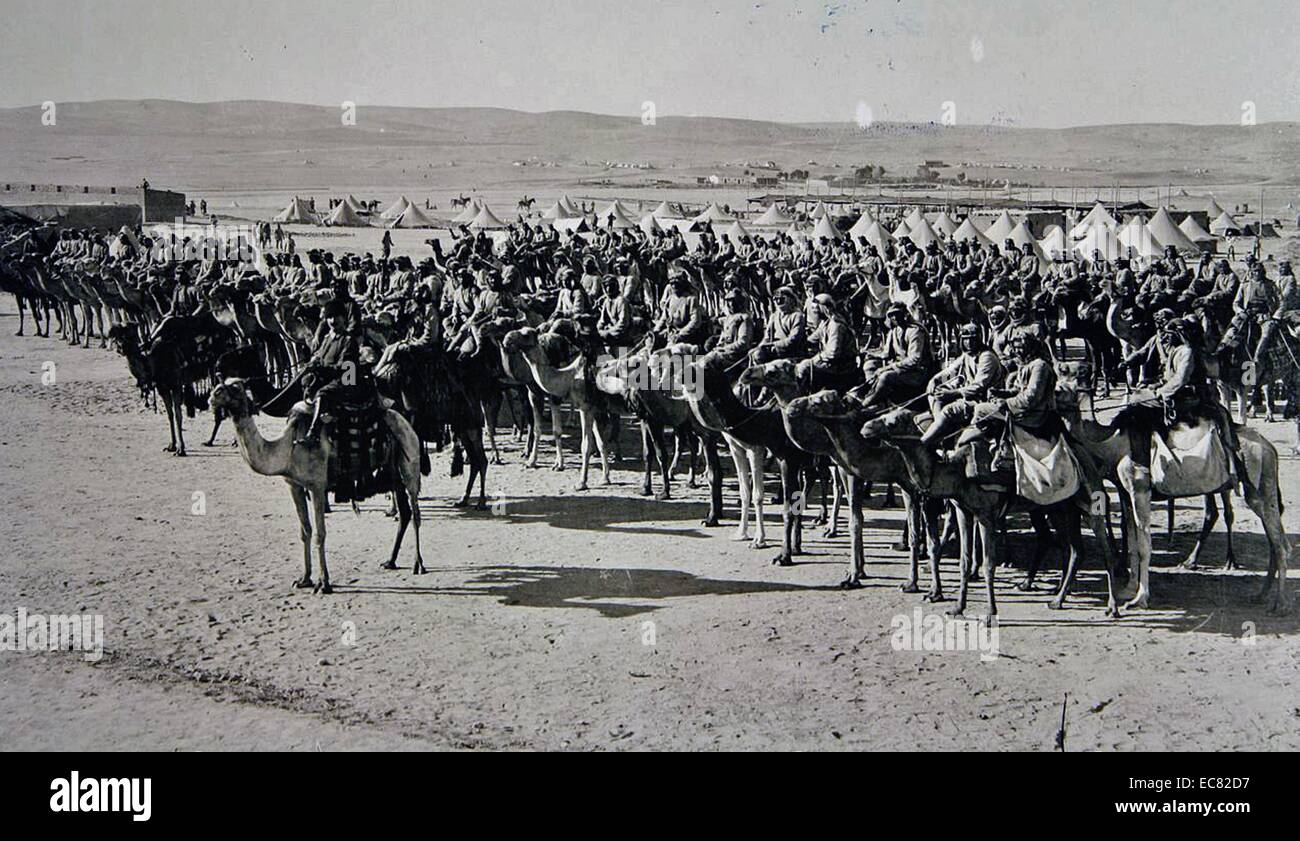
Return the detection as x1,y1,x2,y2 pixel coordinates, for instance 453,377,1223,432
291,394,393,504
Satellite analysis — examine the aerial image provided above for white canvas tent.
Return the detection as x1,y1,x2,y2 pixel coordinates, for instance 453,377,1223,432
904,207,927,230
906,218,941,250
324,201,369,227
891,219,912,240
693,202,734,224
1178,214,1215,244
272,197,317,224
857,221,891,254
932,211,958,237
752,204,795,226
468,203,509,229
451,200,482,225
1209,211,1241,235
811,215,842,240
723,220,751,239
983,210,1017,243
1069,202,1119,238
952,217,992,246
388,204,439,228
650,200,683,219
1077,225,1123,261
1144,208,1200,253
380,196,413,221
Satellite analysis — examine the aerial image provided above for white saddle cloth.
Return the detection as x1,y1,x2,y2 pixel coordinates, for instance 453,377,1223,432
1011,426,1080,506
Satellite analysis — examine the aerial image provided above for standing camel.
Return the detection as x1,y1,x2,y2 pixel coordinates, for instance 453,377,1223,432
210,380,426,592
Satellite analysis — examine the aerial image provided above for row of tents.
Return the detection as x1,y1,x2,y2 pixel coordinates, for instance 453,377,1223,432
270,193,1273,257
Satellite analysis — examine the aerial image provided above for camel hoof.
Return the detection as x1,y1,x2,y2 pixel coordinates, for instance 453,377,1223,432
654,491,670,501
1016,578,1036,592
731,531,749,542
202,441,216,448
1223,558,1239,571
380,561,398,570
1122,596,1148,611
1047,598,1064,610
452,499,467,508
750,538,769,550
822,527,839,539
293,576,314,589
922,591,946,603
701,517,719,527
575,482,589,492
1179,559,1199,571
891,541,910,553
900,582,920,594
838,577,864,590
640,486,653,497
473,502,488,511
946,606,965,618
771,554,793,567
315,581,334,595
413,563,427,576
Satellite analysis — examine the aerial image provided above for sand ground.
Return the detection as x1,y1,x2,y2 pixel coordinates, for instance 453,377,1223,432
0,296,1297,751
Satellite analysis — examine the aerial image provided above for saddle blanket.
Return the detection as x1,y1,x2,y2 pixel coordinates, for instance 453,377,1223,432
1010,426,1081,506
1151,424,1231,497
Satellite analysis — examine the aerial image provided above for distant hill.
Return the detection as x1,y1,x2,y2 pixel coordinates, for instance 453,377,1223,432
0,99,1297,192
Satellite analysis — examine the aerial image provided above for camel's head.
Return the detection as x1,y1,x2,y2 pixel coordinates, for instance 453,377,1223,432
502,326,538,353
106,324,140,357
859,407,921,441
210,378,256,419
737,358,797,389
788,388,852,422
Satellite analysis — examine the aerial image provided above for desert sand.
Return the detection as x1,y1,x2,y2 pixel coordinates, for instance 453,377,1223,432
0,294,1296,751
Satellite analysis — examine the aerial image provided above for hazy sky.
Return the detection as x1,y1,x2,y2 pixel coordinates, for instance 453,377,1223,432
2,0,1297,127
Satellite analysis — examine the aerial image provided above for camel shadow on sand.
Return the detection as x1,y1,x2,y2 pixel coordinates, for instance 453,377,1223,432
342,564,830,617
424,493,720,538
992,528,1298,637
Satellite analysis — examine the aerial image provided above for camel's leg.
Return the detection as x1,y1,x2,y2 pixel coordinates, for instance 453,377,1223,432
384,485,412,571
549,399,565,471
484,389,504,464
948,505,973,614
1123,469,1153,610
639,422,654,496
921,497,946,603
525,390,544,467
289,484,314,589
1166,496,1175,544
1018,510,1055,590
648,423,671,500
1221,490,1238,570
750,446,769,550
593,411,614,484
576,410,594,491
173,394,187,457
1182,494,1218,570
701,435,722,527
823,465,842,538
310,488,331,594
204,407,224,446
472,432,489,509
900,490,921,593
1244,481,1293,613
840,474,865,588
728,438,753,542
14,297,24,336
162,395,178,453
977,512,998,621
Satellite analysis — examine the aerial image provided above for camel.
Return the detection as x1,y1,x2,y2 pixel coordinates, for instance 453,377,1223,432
1053,382,1291,615
676,352,810,565
503,327,618,491
374,340,489,509
210,379,426,592
787,390,930,590
858,408,1122,620
595,348,724,524
737,359,848,537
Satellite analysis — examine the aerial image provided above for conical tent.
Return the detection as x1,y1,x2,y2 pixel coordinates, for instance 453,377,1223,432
638,214,663,234
324,201,369,227
552,216,591,234
1144,208,1200,253
848,210,877,238
752,204,795,226
810,201,830,220
468,203,509,229
389,204,439,228
693,202,734,223
1203,197,1227,219
559,196,582,216
857,221,891,254
983,211,1017,243
451,200,481,225
1118,218,1162,258
811,215,842,240
952,217,992,246
272,196,317,224
1069,202,1119,238
906,218,940,250
1209,211,1241,235
600,199,636,221
1077,225,1122,261
650,200,682,219
891,219,912,240
785,222,808,239
932,211,958,237
380,196,412,221
1039,226,1069,258
1178,214,1215,243
905,207,927,230
542,199,577,220
600,205,637,229
344,194,366,213
723,220,751,239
